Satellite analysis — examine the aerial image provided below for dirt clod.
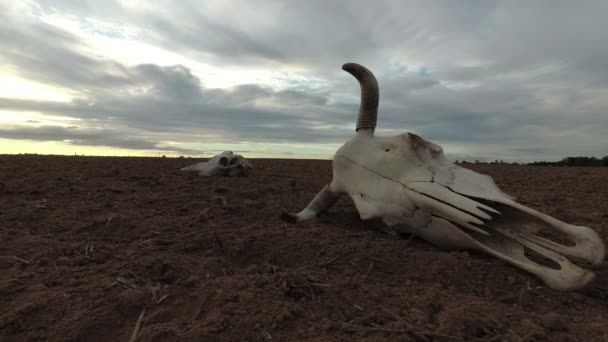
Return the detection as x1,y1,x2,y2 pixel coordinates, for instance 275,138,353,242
0,256,15,269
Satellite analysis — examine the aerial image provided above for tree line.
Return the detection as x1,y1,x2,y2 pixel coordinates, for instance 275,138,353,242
527,156,608,167
456,156,608,166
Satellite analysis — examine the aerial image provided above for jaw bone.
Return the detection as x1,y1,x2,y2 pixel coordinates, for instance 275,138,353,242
281,63,606,291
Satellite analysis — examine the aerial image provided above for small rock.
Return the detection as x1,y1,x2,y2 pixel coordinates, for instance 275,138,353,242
538,312,568,331
71,256,88,266
240,290,255,301
319,318,334,331
570,293,586,302
214,197,228,206
183,275,199,288
214,187,229,194
27,284,48,292
0,256,14,269
92,251,110,263
69,278,85,287
116,288,147,314
195,209,210,222
160,268,178,283
172,297,186,305
147,308,175,324
55,257,71,266
203,308,223,326
245,264,258,274
253,277,267,288
0,279,25,295
223,301,239,313
136,179,157,186
235,280,247,290
288,304,303,317
276,308,293,322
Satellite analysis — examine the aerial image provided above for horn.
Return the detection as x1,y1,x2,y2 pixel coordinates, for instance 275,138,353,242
280,184,342,223
342,63,379,132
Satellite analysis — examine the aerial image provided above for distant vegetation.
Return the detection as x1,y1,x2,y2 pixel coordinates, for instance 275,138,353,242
527,156,608,167
456,156,608,167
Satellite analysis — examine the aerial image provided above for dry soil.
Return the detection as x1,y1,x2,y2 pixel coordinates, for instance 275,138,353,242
1,155,607,341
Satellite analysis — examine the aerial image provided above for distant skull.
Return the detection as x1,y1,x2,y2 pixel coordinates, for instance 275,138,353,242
180,151,252,176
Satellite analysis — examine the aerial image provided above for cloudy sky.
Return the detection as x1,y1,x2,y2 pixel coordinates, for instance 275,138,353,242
0,1,606,161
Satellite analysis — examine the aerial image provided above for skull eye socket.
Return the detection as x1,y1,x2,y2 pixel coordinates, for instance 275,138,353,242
219,157,228,166
229,158,239,166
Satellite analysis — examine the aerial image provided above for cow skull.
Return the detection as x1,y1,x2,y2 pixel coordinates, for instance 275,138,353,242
281,63,606,291
181,151,252,176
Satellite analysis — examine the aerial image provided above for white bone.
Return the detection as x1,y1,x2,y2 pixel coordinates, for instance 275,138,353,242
180,151,252,177
281,184,342,222
281,63,606,291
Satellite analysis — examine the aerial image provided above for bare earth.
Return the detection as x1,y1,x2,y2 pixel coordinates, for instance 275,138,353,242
1,155,607,342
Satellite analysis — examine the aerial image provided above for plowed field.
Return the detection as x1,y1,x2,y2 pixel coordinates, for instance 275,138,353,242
1,155,607,341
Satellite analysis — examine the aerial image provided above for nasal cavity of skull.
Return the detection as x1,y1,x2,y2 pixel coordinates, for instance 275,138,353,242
482,202,576,247
536,229,576,247
383,144,399,152
523,247,561,270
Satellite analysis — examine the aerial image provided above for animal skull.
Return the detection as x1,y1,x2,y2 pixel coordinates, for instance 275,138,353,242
281,63,606,291
180,151,252,176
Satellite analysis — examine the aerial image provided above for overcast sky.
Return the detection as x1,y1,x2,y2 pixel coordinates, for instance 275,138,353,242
0,1,606,161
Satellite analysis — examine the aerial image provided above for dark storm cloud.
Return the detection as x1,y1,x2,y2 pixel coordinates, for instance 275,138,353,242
0,13,355,149
0,7,358,150
1,0,607,160
20,1,608,78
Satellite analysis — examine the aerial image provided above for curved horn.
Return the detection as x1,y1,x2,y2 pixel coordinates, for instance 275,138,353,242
280,184,342,223
342,63,379,132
